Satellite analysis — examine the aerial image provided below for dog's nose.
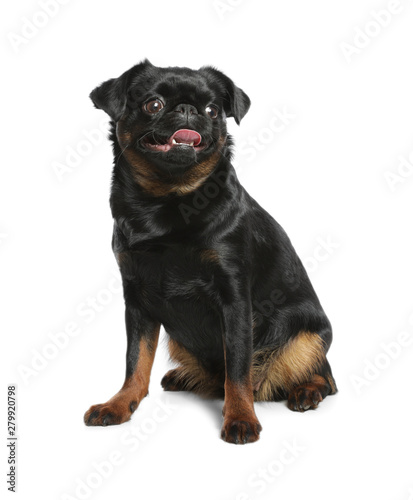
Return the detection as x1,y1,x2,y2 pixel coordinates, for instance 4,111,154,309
173,104,198,116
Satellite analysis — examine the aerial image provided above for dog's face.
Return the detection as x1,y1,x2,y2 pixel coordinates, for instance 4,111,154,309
90,60,250,178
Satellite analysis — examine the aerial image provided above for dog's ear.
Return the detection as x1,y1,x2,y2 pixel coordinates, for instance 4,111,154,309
199,66,250,125
90,59,153,121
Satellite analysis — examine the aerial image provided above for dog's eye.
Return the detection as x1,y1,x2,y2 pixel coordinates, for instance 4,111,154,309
144,99,164,114
205,105,218,119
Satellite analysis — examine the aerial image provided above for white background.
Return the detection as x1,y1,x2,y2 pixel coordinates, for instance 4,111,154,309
2,1,413,499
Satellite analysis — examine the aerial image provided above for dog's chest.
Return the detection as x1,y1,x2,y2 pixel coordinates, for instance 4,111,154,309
120,244,226,352
119,244,224,309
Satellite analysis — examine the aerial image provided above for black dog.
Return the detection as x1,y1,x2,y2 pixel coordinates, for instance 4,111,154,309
84,60,337,444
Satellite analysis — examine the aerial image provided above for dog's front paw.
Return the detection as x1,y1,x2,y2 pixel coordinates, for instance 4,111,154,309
221,418,262,444
84,395,139,426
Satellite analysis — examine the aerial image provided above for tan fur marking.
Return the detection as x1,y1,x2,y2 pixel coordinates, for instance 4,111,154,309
84,326,160,425
173,139,225,196
326,373,338,394
199,248,220,264
117,327,160,402
115,251,129,267
223,379,255,420
167,338,222,395
221,377,261,443
117,121,226,197
253,331,327,401
125,150,172,197
311,374,326,385
129,333,160,394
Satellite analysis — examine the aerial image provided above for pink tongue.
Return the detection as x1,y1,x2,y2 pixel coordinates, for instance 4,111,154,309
170,129,202,146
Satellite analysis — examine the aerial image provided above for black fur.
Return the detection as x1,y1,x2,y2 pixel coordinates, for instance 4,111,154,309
84,60,336,443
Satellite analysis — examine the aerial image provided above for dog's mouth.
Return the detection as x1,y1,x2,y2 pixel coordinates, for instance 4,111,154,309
141,129,207,152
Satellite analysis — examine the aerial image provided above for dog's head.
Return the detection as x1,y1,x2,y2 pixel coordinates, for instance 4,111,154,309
90,60,250,195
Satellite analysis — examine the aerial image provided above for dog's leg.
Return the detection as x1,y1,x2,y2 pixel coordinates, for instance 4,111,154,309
253,331,337,409
220,304,262,444
84,304,160,427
